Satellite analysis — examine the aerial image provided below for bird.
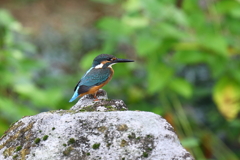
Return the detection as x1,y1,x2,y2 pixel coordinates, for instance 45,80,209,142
69,54,134,102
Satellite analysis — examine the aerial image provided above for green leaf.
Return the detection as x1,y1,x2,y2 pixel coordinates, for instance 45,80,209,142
228,59,240,82
123,0,141,12
148,64,174,94
127,86,145,102
173,51,208,64
14,83,62,108
97,17,132,37
158,23,186,39
0,121,9,135
122,15,148,28
169,78,193,98
135,34,160,56
206,55,228,78
141,0,162,17
0,9,15,27
91,0,119,4
0,97,22,121
213,77,240,120
181,137,199,148
215,0,240,16
230,7,240,18
197,34,228,57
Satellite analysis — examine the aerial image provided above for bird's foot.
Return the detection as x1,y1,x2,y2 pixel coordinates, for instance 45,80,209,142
87,89,107,101
93,98,99,101
93,93,99,101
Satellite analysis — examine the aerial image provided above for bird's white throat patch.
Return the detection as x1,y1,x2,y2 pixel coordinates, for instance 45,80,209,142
95,63,104,69
95,62,116,69
108,63,116,68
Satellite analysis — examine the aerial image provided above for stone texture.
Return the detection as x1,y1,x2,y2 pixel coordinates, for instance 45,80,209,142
0,90,194,160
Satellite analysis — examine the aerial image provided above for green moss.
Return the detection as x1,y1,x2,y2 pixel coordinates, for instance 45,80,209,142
87,152,90,156
83,106,95,112
48,110,76,115
146,135,153,138
52,127,55,130
39,130,42,133
142,152,148,157
20,148,30,158
63,147,73,156
97,126,107,133
120,140,128,147
43,135,49,141
34,138,41,144
92,143,100,149
105,106,117,111
106,143,111,147
68,138,76,145
63,143,67,147
15,146,22,152
79,109,86,112
3,147,14,157
147,147,152,151
13,154,18,159
117,124,128,131
0,121,31,150
128,133,136,139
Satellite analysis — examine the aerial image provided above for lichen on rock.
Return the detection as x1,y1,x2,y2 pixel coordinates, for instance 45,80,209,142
0,89,194,160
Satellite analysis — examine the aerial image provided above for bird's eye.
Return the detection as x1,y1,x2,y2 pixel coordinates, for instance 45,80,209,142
108,58,112,61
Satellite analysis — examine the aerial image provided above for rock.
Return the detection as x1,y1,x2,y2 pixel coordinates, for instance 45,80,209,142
0,90,194,160
70,89,128,112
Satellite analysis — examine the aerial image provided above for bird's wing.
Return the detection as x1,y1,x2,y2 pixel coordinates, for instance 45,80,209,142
73,67,93,92
73,80,81,91
69,68,111,102
79,68,111,87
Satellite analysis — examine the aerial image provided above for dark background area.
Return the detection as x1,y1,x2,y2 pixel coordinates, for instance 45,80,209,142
0,0,240,159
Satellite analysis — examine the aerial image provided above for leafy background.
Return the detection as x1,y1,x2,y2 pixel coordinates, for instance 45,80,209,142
0,0,240,159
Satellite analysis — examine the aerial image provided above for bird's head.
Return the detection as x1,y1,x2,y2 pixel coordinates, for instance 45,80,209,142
92,54,134,69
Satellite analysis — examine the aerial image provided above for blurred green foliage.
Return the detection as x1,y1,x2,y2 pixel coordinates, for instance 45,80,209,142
0,0,240,159
0,9,37,127
86,0,240,159
0,9,63,129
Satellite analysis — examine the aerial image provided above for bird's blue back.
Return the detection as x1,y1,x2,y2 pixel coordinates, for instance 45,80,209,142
79,68,111,86
69,67,112,102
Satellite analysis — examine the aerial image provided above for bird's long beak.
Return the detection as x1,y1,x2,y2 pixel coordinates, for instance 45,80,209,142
113,58,134,63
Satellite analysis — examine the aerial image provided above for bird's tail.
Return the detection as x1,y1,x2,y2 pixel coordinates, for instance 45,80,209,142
69,91,79,102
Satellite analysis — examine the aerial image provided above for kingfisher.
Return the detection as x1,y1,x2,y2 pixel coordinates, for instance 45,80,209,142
69,54,134,102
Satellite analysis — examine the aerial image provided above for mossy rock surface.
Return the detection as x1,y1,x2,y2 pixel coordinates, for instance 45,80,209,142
0,90,194,160
0,110,194,160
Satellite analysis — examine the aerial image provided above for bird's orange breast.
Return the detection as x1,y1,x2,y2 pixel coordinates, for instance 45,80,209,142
79,67,114,97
